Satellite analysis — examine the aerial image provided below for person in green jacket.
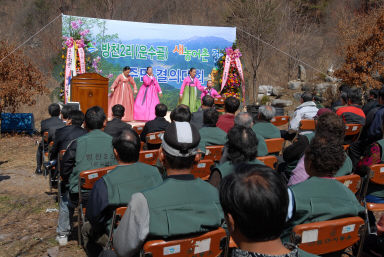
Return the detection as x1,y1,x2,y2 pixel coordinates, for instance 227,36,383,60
252,105,281,139
209,126,264,188
220,163,319,257
57,106,118,246
198,107,227,154
112,121,224,257
83,129,163,256
282,138,365,242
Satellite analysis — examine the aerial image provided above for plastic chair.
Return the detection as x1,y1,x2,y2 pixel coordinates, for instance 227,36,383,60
299,119,316,131
366,164,384,212
106,206,128,249
77,165,117,245
345,124,363,140
270,116,290,126
256,156,277,169
214,98,225,112
139,149,160,166
205,145,224,162
141,227,228,257
291,217,365,255
265,138,284,154
334,174,361,194
192,159,214,180
133,125,145,135
146,131,164,145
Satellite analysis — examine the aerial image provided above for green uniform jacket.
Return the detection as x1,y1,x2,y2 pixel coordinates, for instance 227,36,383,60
102,163,163,229
281,177,364,241
214,159,265,179
198,127,227,153
367,139,384,198
69,129,117,194
252,121,281,139
256,133,268,157
142,178,223,238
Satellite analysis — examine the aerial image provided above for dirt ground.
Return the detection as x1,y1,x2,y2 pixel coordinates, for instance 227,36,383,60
0,135,86,257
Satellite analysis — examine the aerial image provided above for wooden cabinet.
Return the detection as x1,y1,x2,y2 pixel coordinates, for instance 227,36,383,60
71,73,109,114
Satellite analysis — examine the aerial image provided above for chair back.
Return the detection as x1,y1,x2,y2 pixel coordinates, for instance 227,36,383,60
368,164,384,185
142,227,228,257
146,131,164,145
214,98,225,105
43,131,49,143
79,165,117,190
334,174,361,194
256,156,277,169
271,116,290,126
139,150,160,166
192,159,214,180
205,145,224,162
299,119,316,131
134,125,145,135
291,217,364,255
265,138,284,154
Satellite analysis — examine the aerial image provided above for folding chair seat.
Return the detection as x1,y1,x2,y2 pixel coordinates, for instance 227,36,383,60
139,149,160,166
133,125,145,135
366,164,384,212
146,131,164,145
265,138,284,154
291,217,365,255
141,227,228,257
77,165,117,245
192,159,214,180
204,145,224,162
334,174,361,194
270,116,290,126
256,156,277,169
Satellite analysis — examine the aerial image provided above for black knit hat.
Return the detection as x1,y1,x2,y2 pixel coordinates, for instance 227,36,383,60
161,121,200,157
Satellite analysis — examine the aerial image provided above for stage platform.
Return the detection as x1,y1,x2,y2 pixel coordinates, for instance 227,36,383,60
125,111,171,127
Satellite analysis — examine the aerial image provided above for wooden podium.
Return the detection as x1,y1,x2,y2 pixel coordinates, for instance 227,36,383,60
71,73,109,114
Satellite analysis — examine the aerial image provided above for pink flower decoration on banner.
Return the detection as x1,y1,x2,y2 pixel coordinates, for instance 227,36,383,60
225,47,242,59
71,21,79,30
76,39,85,48
65,37,74,47
78,20,83,25
80,29,90,37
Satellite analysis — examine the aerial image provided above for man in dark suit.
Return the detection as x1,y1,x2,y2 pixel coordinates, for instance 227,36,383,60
140,103,170,149
104,104,132,138
35,103,65,175
190,95,214,130
50,110,87,163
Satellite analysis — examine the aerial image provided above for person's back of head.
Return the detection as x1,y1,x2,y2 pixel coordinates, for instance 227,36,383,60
112,129,140,163
304,137,346,177
370,89,379,99
68,110,84,127
170,104,191,122
301,92,313,103
85,106,106,130
315,112,345,144
227,126,258,163
234,112,253,128
202,95,214,108
112,104,125,119
203,108,219,126
258,105,276,122
224,97,240,114
155,103,167,118
339,84,350,93
347,87,362,105
48,103,61,117
160,121,200,171
61,104,73,120
340,91,348,105
220,163,288,243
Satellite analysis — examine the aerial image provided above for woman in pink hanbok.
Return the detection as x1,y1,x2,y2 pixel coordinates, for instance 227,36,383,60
108,66,137,121
134,67,162,121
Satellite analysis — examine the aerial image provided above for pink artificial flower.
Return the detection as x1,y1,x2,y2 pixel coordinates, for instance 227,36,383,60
71,21,79,30
80,29,90,37
65,37,74,47
77,20,83,25
108,73,113,79
75,39,85,48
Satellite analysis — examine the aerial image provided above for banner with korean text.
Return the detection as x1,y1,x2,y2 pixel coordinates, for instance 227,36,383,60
62,15,236,109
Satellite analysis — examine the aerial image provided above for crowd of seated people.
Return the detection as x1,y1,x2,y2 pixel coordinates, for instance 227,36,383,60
35,85,384,255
